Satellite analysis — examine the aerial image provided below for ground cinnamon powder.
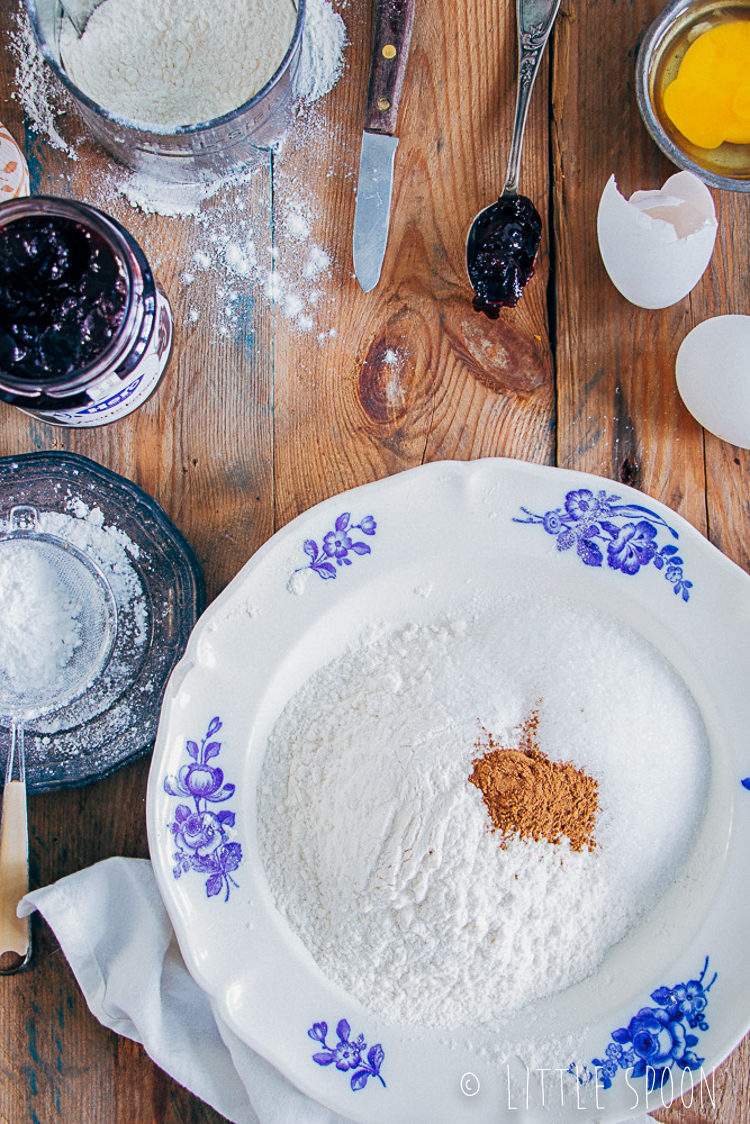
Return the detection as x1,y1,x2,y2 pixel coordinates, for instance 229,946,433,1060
468,711,599,851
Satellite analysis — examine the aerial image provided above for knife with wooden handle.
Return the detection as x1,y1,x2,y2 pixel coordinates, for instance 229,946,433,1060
352,0,416,293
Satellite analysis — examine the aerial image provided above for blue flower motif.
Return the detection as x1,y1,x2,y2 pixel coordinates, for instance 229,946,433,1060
614,1007,699,1083
577,957,716,1094
308,1019,386,1092
565,488,603,523
515,489,692,600
164,717,242,901
296,513,377,581
606,520,658,575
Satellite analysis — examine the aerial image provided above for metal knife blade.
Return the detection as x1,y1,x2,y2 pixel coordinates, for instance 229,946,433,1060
352,0,416,292
353,132,399,294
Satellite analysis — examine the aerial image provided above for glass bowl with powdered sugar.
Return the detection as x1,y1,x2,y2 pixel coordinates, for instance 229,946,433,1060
26,0,305,182
0,451,205,792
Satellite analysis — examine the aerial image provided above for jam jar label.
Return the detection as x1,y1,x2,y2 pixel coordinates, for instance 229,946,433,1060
30,289,174,428
0,125,29,200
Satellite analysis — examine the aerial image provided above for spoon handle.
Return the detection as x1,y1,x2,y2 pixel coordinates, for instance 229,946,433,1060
0,723,30,972
504,0,562,196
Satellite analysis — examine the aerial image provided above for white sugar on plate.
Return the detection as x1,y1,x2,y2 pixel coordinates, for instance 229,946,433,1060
258,595,710,1031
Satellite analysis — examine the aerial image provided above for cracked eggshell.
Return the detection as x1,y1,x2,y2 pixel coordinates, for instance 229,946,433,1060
597,171,717,309
676,316,750,448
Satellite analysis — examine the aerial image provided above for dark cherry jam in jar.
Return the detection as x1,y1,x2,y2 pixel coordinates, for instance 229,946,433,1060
0,196,173,427
0,215,128,380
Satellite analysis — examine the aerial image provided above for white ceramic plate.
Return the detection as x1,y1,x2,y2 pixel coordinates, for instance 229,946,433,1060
147,459,750,1124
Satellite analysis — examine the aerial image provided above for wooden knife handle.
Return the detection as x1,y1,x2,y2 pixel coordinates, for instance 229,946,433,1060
364,0,416,135
0,780,29,965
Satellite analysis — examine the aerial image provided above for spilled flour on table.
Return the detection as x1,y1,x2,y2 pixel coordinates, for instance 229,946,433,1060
9,0,349,339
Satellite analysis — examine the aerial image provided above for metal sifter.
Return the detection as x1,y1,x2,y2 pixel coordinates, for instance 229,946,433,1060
0,505,117,972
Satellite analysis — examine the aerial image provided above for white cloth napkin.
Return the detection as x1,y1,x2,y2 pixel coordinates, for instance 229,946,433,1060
20,857,656,1124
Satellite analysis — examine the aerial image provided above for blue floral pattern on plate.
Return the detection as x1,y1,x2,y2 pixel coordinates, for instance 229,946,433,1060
576,957,716,1093
308,1019,386,1091
297,513,377,580
164,716,242,901
514,488,693,600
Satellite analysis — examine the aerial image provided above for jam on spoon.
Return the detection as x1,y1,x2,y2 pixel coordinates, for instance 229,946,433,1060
466,194,542,318
465,0,561,318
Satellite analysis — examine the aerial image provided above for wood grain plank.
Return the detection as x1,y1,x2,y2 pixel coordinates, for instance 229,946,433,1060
553,0,708,530
553,0,750,1120
272,0,555,532
0,0,271,1118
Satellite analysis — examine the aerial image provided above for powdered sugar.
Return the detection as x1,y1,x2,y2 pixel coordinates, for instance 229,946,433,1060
0,542,83,693
258,597,709,1030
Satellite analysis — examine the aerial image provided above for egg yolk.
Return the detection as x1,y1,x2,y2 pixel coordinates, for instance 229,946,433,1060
663,21,750,149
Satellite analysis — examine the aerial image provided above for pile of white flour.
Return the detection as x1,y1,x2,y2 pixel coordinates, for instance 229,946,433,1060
257,596,709,1030
60,0,299,127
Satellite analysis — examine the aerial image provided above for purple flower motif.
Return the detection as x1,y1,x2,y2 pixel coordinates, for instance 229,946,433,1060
169,761,234,802
297,513,377,581
333,1035,364,1071
565,488,599,522
164,717,242,901
606,520,658,575
308,1018,386,1092
515,489,692,600
323,528,353,559
171,807,227,857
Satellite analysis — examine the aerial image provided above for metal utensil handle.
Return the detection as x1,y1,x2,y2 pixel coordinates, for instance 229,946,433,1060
364,0,416,135
504,0,562,196
7,505,38,535
0,722,30,973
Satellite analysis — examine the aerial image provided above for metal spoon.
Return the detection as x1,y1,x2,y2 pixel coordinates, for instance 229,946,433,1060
466,0,561,318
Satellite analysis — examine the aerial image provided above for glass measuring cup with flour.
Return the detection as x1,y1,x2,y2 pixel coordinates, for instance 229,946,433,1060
26,0,305,182
0,505,117,972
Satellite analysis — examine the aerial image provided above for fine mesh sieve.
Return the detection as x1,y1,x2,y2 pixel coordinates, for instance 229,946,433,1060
0,505,117,972
0,517,117,719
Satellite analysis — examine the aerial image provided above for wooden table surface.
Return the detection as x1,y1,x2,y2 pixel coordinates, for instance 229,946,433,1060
1,0,749,1120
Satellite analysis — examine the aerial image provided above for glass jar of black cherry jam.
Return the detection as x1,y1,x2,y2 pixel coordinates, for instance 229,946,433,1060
0,196,173,426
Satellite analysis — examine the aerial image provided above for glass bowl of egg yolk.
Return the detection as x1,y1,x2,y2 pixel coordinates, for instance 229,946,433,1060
637,0,750,190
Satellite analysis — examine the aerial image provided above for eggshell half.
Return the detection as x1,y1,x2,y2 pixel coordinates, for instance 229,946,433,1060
676,316,750,448
597,172,717,309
